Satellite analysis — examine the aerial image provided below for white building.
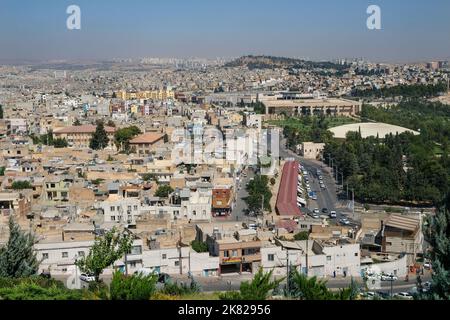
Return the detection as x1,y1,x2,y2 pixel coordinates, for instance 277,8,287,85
96,194,142,225
261,240,361,278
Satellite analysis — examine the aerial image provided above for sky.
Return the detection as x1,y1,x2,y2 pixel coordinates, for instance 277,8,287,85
0,0,449,63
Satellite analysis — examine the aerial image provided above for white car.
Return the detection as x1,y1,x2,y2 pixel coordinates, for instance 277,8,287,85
329,211,337,218
381,274,398,281
79,273,96,282
394,292,413,300
313,208,320,214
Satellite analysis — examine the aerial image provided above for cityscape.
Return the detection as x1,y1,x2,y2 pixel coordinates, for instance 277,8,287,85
0,0,449,307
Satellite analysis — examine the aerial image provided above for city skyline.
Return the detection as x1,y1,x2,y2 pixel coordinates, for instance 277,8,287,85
0,0,450,63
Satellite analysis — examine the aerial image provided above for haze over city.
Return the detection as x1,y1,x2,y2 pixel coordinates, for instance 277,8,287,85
0,0,450,63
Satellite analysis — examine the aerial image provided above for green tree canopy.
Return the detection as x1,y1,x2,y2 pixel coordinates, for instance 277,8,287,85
109,270,158,300
75,228,133,282
219,268,284,300
418,196,450,300
154,185,174,198
245,175,272,212
114,126,141,152
0,216,39,278
11,181,33,190
89,121,110,150
190,240,208,253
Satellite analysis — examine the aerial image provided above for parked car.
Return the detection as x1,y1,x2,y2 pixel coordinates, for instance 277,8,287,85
423,261,432,270
339,218,350,225
329,211,337,218
381,274,398,281
80,273,96,282
322,208,328,214
376,291,390,299
394,292,413,300
313,208,320,214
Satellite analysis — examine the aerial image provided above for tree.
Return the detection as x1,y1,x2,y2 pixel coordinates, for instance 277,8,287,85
114,126,141,152
11,181,33,190
190,240,208,253
417,196,450,300
219,268,284,300
0,216,39,278
89,121,109,150
0,167,5,176
73,118,81,126
154,185,174,198
53,138,68,148
245,175,272,212
109,270,158,300
286,269,360,300
75,228,133,282
0,104,3,119
286,269,333,300
294,231,309,241
107,120,116,128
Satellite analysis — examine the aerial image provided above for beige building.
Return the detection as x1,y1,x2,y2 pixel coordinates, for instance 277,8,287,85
53,125,116,149
129,133,166,155
298,142,325,160
261,98,361,117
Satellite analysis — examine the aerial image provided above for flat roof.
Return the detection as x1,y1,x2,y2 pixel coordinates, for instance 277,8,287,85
276,161,302,217
329,122,420,139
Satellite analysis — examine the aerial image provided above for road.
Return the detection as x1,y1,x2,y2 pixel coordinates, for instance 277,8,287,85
278,137,355,225
54,272,431,296
229,167,255,223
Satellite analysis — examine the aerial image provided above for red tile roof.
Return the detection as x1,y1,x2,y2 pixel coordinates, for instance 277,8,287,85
129,132,165,144
276,161,302,217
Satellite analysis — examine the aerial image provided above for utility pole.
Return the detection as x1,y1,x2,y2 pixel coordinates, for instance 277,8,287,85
286,250,290,294
305,236,309,277
352,188,355,219
178,230,183,275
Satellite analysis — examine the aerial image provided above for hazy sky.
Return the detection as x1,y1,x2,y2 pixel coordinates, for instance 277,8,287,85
0,0,449,63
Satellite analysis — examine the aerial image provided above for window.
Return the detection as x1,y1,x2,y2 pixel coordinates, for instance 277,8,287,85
326,256,331,261
133,205,138,211
193,210,197,216
127,206,132,212
354,252,358,257
62,252,68,258
131,246,142,255
78,251,85,257
51,183,55,188
111,216,115,221
223,250,229,258
129,262,137,268
61,192,68,198
110,206,115,212
174,261,179,267
162,254,167,259
268,254,274,261
42,253,49,260
232,250,238,257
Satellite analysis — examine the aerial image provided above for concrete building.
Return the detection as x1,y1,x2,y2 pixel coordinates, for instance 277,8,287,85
261,98,361,117
382,214,423,266
129,132,166,155
53,125,116,149
298,142,325,160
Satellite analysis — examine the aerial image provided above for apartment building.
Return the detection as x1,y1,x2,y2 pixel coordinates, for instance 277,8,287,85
53,125,116,149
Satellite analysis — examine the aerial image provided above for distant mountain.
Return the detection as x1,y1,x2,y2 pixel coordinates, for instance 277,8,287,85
224,55,349,71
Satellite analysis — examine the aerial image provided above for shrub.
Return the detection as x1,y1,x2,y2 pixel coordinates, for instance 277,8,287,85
191,240,208,253
109,271,158,300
